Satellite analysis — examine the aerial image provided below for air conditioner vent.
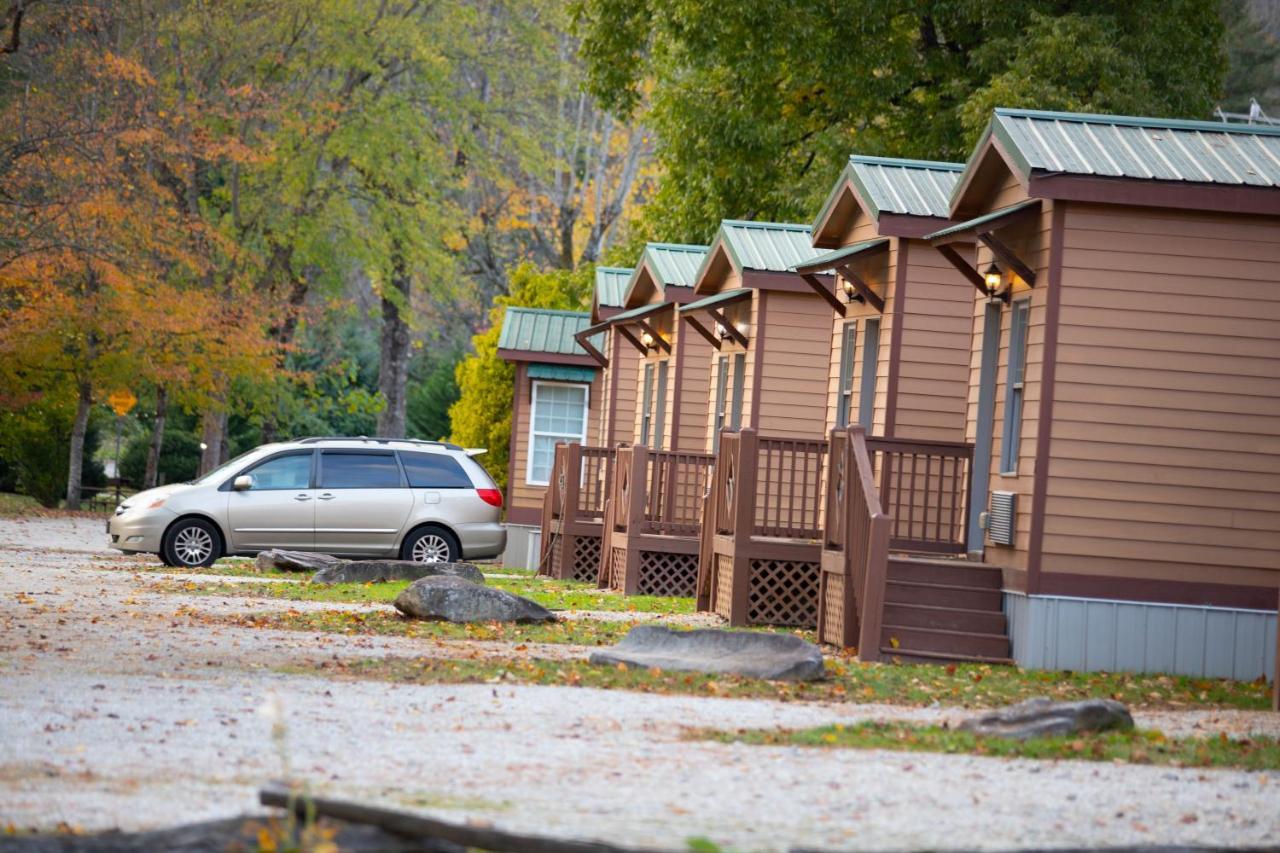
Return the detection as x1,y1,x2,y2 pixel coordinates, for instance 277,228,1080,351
988,490,1016,546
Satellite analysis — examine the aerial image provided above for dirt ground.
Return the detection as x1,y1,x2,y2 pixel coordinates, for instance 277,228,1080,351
1,515,1278,851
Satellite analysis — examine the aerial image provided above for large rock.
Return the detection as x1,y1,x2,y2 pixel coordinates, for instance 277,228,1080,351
394,575,555,624
588,625,825,682
312,560,485,585
959,697,1134,740
255,549,344,573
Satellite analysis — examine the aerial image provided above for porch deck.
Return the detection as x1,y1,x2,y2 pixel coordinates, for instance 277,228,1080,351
538,444,611,583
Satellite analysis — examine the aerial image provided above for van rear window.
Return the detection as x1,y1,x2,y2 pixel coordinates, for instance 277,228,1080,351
400,452,472,489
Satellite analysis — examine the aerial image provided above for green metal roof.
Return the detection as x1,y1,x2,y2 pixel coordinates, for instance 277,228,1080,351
813,156,962,232
925,200,1041,242
696,221,830,286
976,108,1280,192
593,267,632,308
678,288,752,314
609,302,667,324
498,307,600,356
792,238,890,273
639,243,708,288
527,363,595,382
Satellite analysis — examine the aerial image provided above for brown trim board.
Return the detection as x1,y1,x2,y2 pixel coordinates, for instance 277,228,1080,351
669,319,686,451
883,239,908,436
506,505,541,526
1037,572,1278,611
1026,202,1065,595
750,290,767,428
607,331,621,445
505,363,525,512
1029,173,1280,217
497,349,599,367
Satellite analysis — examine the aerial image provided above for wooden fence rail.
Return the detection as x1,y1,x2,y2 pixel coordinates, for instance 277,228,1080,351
867,437,972,554
538,442,611,582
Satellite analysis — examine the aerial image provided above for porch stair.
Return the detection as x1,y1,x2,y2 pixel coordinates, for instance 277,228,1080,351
879,555,1011,664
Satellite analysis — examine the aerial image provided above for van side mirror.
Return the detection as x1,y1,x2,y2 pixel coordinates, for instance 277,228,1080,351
233,475,253,491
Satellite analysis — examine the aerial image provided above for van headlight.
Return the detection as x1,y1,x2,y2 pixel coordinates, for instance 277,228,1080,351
146,496,168,510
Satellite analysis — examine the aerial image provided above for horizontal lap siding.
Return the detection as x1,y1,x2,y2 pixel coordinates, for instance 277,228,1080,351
1043,202,1280,591
674,320,714,453
893,241,972,441
757,290,832,439
607,331,639,448
509,371,602,513
825,218,886,435
964,187,1053,572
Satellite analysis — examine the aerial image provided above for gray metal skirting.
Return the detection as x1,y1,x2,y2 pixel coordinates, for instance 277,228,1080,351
501,524,541,572
1006,592,1277,681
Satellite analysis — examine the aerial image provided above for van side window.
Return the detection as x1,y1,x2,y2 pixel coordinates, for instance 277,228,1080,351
319,451,402,489
400,452,472,489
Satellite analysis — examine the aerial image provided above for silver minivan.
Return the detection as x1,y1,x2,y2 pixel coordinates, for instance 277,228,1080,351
108,437,506,568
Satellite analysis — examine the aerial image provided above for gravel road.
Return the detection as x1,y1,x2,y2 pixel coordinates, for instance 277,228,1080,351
1,516,1277,851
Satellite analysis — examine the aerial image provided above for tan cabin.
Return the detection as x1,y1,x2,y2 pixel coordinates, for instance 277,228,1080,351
924,108,1280,678
496,307,603,571
580,267,635,449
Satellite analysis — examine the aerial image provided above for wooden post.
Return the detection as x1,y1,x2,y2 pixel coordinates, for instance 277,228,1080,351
623,445,648,595
695,458,718,612
1273,591,1279,711
730,429,758,626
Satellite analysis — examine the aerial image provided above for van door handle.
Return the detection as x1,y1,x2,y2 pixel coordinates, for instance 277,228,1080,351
317,493,336,501
294,494,312,502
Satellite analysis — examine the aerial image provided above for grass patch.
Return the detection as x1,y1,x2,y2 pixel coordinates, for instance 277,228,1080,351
0,493,42,516
224,608,638,646
153,574,695,614
693,721,1280,770
284,654,1273,711
97,556,299,580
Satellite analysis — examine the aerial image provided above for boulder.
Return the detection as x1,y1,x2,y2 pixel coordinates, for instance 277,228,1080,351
959,697,1134,740
394,575,555,624
312,560,485,585
256,549,343,573
588,625,825,682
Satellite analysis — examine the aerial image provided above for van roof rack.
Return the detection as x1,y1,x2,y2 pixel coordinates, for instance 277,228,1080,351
294,436,462,451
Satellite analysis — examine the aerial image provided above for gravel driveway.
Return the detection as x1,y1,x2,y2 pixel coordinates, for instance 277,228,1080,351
1,516,1277,851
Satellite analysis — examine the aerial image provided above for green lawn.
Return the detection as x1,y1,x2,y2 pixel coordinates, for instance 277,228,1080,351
153,573,696,614
0,492,42,516
693,721,1280,770
285,654,1274,711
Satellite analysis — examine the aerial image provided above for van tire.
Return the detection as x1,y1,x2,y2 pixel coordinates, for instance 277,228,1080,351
162,517,222,568
401,525,460,564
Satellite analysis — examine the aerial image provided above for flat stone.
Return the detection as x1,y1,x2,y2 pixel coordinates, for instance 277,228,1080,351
588,625,825,681
255,549,344,573
393,575,555,623
959,697,1135,741
312,560,485,585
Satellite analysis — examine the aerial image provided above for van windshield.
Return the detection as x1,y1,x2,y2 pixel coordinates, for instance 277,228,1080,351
191,449,260,486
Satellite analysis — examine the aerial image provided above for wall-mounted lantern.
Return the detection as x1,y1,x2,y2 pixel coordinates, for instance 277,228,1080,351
983,262,1003,303
640,330,656,349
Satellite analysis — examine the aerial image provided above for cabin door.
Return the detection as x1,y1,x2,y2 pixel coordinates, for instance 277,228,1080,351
967,302,1001,556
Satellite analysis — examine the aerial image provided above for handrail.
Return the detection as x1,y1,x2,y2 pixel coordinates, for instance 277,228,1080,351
866,436,973,554
644,449,715,536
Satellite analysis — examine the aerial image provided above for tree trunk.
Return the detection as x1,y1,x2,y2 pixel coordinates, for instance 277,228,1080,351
376,251,412,438
144,386,168,488
65,379,92,510
199,408,227,475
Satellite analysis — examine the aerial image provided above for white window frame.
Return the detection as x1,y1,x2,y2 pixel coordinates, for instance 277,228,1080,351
525,379,590,487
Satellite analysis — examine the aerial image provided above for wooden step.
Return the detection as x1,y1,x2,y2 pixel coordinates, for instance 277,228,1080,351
881,624,1011,659
885,579,1002,611
878,647,1015,666
887,557,1002,590
882,602,1007,634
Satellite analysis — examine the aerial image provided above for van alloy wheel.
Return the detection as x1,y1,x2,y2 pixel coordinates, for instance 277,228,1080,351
173,526,214,565
411,533,451,563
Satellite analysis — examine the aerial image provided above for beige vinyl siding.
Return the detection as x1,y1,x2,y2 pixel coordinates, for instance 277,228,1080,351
609,331,638,447
961,177,1053,574
755,290,830,439
672,318,714,452
1040,202,1280,590
508,369,602,515
822,216,888,435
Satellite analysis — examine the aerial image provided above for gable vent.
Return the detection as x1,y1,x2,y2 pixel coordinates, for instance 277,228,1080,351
988,491,1017,546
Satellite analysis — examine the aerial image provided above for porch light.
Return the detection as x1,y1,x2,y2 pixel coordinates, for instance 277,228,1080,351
983,263,1003,302
640,330,656,348
841,278,857,301
714,321,728,339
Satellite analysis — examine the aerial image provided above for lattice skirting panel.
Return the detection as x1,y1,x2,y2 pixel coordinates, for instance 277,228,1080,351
748,559,820,628
571,535,602,584
609,547,627,592
712,555,734,620
819,571,849,646
548,538,563,579
637,550,698,597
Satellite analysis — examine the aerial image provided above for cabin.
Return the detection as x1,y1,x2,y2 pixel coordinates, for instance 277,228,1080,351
580,267,635,449
917,108,1280,679
496,307,604,572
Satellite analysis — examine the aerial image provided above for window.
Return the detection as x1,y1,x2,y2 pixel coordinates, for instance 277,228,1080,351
400,452,471,489
243,452,312,490
836,323,857,427
858,318,881,430
527,381,588,485
712,356,729,452
654,360,668,449
640,362,655,445
730,352,746,430
1000,300,1030,474
320,451,402,489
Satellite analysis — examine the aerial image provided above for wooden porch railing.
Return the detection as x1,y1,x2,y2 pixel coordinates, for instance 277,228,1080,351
819,426,892,657
866,437,972,554
538,442,611,580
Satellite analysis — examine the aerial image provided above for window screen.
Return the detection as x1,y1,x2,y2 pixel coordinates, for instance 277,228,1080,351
400,452,471,489
244,452,312,490
712,356,729,452
528,382,588,485
730,352,746,430
1000,300,1030,473
836,323,857,428
654,360,668,449
320,452,402,489
858,318,881,430
640,362,654,445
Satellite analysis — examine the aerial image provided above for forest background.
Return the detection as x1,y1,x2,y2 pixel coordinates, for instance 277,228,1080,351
0,0,1275,505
